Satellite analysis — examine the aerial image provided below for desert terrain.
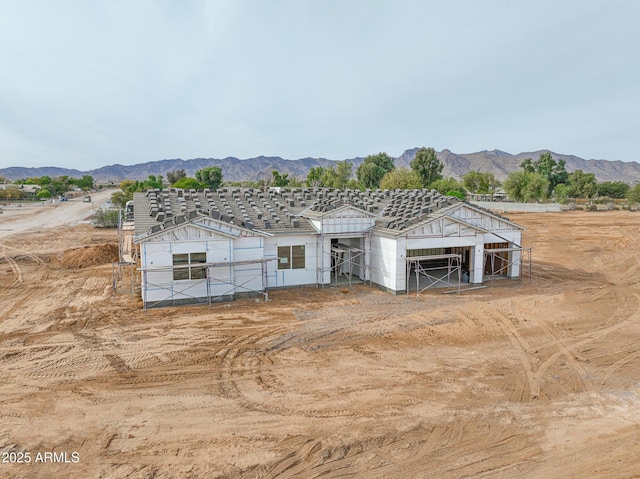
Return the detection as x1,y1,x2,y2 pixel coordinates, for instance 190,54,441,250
1,200,640,478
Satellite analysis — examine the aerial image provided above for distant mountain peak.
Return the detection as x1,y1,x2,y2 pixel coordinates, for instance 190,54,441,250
1,148,640,183
480,149,512,157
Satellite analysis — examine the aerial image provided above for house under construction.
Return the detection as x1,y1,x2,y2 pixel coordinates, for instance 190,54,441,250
131,187,529,309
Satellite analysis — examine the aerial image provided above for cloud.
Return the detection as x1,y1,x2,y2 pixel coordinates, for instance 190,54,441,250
0,0,639,169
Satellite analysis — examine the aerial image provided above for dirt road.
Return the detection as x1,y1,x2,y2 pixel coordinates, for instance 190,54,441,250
1,209,640,478
0,189,113,238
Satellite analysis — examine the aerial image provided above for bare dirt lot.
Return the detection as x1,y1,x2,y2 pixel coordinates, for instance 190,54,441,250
1,208,640,478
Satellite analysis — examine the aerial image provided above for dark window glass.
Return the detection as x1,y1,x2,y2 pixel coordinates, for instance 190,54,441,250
173,252,206,280
291,245,305,269
173,253,189,280
277,246,290,270
190,252,207,279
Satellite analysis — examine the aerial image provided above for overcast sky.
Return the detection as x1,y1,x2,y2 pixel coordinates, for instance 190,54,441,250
1,1,639,170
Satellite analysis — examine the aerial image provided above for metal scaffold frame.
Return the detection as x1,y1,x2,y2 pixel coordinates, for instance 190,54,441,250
111,260,136,300
139,258,277,311
406,253,462,296
112,210,138,300
316,231,371,287
483,246,532,285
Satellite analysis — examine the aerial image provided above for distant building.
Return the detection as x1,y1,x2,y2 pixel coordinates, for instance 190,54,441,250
0,184,41,195
132,187,527,309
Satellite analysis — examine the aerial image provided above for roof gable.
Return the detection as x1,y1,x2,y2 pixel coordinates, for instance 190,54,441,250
135,216,267,243
305,203,376,219
448,203,525,231
303,204,376,234
404,214,484,238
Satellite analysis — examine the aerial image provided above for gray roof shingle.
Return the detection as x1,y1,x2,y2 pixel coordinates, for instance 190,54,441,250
133,187,472,237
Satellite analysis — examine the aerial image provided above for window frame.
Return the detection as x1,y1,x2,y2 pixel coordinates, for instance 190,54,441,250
277,245,305,270
172,252,207,281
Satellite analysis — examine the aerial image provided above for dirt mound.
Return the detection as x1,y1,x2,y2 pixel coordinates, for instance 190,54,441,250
58,243,119,269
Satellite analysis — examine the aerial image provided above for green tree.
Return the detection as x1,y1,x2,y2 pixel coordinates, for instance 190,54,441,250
346,179,361,190
410,147,443,188
627,184,640,204
143,175,164,189
379,168,422,190
172,177,206,190
74,175,94,190
335,160,353,189
446,190,466,199
596,181,630,199
554,183,570,203
111,191,131,209
519,158,535,174
503,171,549,202
288,177,304,187
320,168,338,188
36,188,51,199
462,171,497,194
93,209,120,228
520,153,568,196
356,152,395,189
119,180,138,193
430,177,464,196
271,170,290,187
195,166,223,189
306,167,326,187
110,179,144,209
0,185,25,199
36,175,52,186
320,160,352,189
166,169,187,185
567,169,597,198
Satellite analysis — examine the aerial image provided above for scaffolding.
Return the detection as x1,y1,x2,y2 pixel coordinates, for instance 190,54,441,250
405,253,462,296
331,243,365,285
139,258,277,311
483,246,532,285
112,210,137,300
316,232,371,287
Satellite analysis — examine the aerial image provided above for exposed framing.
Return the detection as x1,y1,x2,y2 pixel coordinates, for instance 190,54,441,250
483,246,532,285
331,243,365,285
139,258,277,311
316,231,371,287
111,261,136,300
112,212,137,300
405,253,462,296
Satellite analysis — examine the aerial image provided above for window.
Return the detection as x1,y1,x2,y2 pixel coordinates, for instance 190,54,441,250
278,245,305,270
173,252,207,280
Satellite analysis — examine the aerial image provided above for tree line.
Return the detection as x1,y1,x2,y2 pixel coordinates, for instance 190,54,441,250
107,150,640,209
503,152,640,203
0,174,94,199
110,148,460,208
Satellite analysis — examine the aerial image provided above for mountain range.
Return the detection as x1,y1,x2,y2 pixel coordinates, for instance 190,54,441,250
1,149,639,184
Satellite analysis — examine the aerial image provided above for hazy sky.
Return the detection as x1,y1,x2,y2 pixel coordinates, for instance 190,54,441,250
1,1,639,170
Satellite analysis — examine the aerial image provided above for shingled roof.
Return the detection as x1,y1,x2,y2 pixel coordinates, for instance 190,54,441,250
133,187,474,237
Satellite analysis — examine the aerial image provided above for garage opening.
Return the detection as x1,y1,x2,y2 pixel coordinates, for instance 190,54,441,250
405,248,464,295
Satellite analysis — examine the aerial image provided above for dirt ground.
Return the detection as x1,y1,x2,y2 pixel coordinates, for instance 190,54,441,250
1,207,640,478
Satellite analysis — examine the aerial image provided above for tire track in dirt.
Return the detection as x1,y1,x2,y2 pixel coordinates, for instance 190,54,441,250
542,293,640,391
596,351,640,387
509,301,593,397
222,417,540,479
215,327,358,419
0,242,45,265
496,291,640,399
0,237,49,298
482,306,539,401
0,253,22,287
